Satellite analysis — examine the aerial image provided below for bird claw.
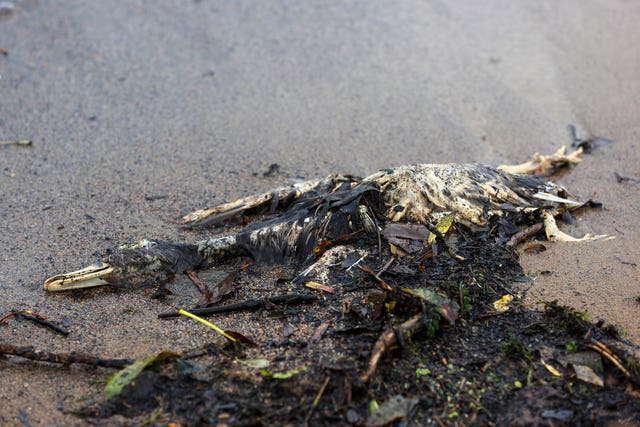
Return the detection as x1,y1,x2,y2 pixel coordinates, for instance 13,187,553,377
542,211,613,243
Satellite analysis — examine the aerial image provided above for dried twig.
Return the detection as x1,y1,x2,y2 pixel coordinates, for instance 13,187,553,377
0,309,69,336
506,222,544,247
0,140,32,146
158,293,318,318
359,265,394,291
345,254,367,272
186,270,214,306
0,342,132,368
305,376,331,424
377,257,395,277
614,172,640,184
20,314,69,336
586,339,631,377
361,313,423,382
310,320,331,346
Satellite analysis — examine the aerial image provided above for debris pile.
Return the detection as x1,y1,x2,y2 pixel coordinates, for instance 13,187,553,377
2,146,639,425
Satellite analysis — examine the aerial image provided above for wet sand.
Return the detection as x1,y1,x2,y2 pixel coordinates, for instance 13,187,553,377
1,1,639,425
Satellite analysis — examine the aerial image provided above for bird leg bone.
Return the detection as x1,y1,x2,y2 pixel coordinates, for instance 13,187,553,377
541,210,612,242
180,174,356,227
498,146,583,176
180,180,319,227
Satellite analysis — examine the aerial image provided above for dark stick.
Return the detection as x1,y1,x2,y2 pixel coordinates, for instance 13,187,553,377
0,342,132,368
1,309,69,336
158,293,319,318
186,270,215,306
20,314,70,336
359,265,394,291
506,222,544,247
0,140,32,146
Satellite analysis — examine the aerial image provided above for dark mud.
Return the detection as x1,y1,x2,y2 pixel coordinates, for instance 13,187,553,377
56,219,640,426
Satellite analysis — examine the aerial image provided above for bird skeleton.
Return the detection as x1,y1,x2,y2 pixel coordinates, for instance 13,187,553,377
44,146,607,292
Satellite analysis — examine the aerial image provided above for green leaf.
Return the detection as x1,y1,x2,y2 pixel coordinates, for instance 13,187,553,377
239,358,270,369
415,367,431,377
104,351,179,400
260,367,303,379
368,399,379,414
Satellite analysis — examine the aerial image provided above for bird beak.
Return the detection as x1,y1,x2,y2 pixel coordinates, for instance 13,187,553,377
44,262,114,292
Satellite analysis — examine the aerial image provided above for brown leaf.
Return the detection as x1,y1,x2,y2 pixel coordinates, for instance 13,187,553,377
224,330,258,347
382,223,429,241
310,320,331,345
382,224,429,254
524,243,547,254
209,270,237,304
388,237,423,254
367,290,388,320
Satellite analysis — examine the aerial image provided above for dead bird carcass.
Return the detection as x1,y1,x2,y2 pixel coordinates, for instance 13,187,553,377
43,146,606,292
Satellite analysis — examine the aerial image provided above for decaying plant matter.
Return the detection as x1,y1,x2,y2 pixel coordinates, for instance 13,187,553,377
8,145,637,425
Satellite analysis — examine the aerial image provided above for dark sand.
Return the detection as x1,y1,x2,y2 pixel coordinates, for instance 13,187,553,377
1,1,639,425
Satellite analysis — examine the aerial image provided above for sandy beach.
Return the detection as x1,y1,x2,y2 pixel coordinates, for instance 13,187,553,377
1,1,639,425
